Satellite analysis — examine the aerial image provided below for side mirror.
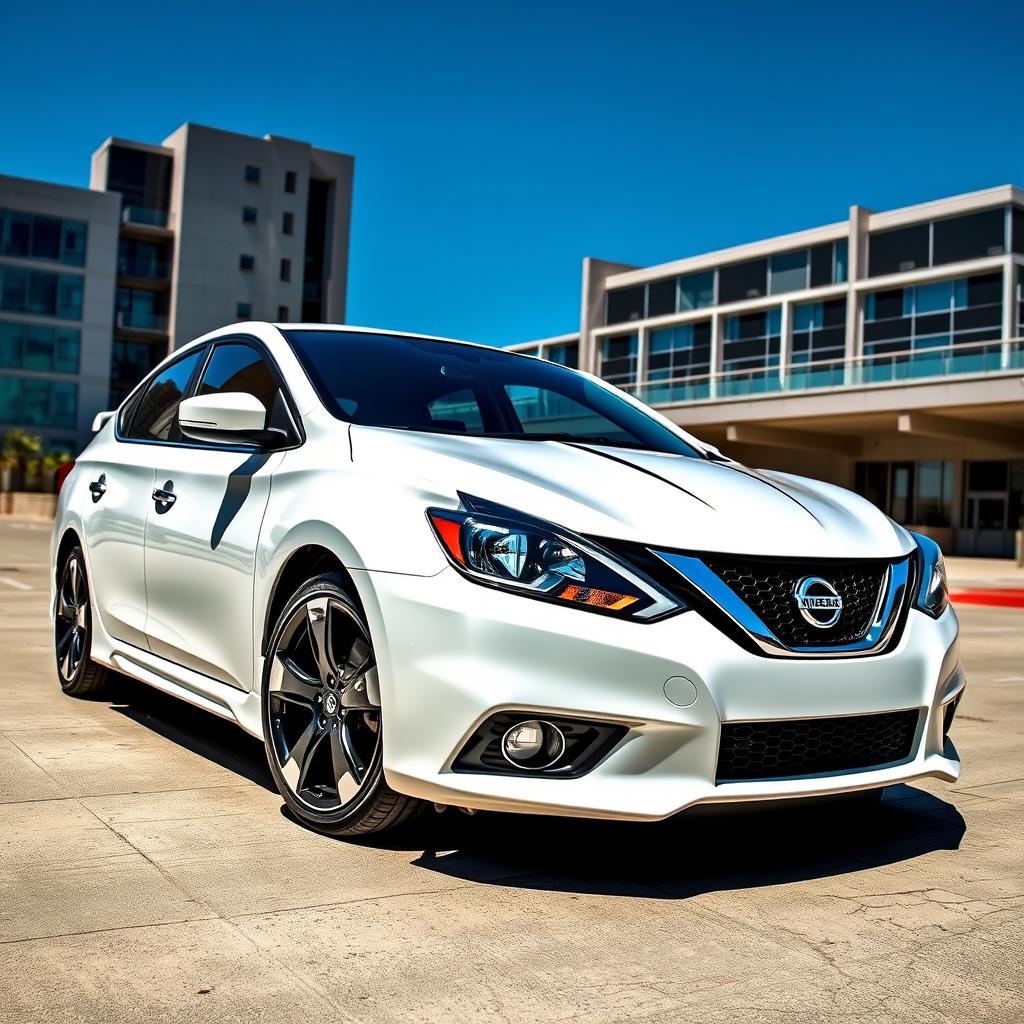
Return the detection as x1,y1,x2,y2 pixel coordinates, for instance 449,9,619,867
179,392,285,448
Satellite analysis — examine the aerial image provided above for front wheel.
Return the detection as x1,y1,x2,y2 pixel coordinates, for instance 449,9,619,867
261,574,424,836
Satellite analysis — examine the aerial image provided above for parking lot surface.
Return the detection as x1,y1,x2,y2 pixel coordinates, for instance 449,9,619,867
1,517,1022,1023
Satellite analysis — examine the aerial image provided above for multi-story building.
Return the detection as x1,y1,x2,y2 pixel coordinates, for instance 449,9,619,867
511,186,1024,557
0,124,354,452
91,123,354,404
0,174,120,452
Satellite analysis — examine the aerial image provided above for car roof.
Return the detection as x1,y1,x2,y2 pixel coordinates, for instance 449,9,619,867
269,322,530,359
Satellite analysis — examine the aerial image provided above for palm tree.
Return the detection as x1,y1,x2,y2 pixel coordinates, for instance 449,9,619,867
2,428,44,492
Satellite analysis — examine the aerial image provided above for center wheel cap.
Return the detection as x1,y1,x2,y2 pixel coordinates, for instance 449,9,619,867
324,692,339,716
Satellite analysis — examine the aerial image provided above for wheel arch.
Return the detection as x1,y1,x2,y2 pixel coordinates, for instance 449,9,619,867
54,527,83,585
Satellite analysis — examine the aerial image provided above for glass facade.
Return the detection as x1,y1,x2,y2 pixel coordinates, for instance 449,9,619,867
0,267,83,320
600,332,638,386
721,309,781,394
863,271,1003,377
644,321,712,401
789,298,847,387
118,237,169,279
106,146,172,227
546,341,578,368
605,240,847,325
116,287,168,331
1,209,87,266
868,207,1008,277
0,321,80,373
0,376,77,429
110,339,162,401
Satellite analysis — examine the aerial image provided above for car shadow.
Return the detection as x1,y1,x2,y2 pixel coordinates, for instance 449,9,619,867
103,677,966,901
391,787,966,899
106,674,276,792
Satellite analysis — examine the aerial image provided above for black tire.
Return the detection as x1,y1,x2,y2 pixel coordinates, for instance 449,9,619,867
261,573,424,836
54,546,109,698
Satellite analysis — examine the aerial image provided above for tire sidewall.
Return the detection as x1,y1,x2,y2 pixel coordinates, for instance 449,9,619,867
261,574,386,831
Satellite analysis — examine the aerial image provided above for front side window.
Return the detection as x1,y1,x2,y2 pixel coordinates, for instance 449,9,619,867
196,342,280,419
124,348,205,442
284,330,702,457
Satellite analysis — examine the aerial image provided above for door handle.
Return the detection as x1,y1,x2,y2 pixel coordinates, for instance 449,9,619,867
89,475,106,502
152,486,177,511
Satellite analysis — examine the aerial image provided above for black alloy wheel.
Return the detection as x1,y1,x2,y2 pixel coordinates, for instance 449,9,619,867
54,547,109,696
262,574,423,835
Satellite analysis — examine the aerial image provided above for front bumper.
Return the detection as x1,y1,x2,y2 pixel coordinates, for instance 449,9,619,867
358,566,963,821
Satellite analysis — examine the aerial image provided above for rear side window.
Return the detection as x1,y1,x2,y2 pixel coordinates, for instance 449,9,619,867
196,342,280,418
124,348,205,442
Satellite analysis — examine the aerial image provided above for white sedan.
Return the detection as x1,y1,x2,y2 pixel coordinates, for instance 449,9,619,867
50,323,965,835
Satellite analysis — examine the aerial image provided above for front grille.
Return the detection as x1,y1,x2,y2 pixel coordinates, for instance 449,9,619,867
716,709,919,782
704,555,891,647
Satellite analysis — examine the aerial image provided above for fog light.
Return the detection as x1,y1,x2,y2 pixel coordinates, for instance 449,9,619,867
501,719,566,770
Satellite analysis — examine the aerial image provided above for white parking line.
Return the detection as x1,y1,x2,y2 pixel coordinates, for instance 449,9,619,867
994,676,1024,683
0,576,32,591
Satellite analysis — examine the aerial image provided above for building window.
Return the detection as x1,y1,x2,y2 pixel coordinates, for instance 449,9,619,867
0,375,77,429
285,170,297,193
1012,207,1024,255
868,224,930,276
110,338,161,392
599,332,638,387
280,258,291,282
240,253,255,271
0,267,83,320
791,298,847,365
237,302,252,319
768,250,808,295
869,209,1007,278
647,322,712,382
242,206,258,224
679,270,716,311
0,321,80,373
647,278,676,318
277,305,289,321
118,237,169,279
605,286,645,324
718,258,768,304
282,211,294,235
932,209,1006,265
244,165,261,184
1,209,88,267
722,308,781,393
115,287,167,332
545,341,578,368
863,272,1002,375
855,460,953,527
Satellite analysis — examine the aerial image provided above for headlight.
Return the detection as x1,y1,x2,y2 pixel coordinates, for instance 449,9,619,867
426,499,684,621
911,531,948,618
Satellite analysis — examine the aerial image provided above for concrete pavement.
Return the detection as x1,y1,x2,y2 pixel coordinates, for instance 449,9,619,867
1,517,1022,1023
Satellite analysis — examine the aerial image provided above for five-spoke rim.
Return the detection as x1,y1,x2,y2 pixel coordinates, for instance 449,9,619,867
55,556,88,682
268,594,381,812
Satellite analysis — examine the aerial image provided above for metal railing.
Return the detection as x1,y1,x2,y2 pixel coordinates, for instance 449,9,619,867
626,336,1024,406
122,206,169,228
117,255,170,279
116,309,168,333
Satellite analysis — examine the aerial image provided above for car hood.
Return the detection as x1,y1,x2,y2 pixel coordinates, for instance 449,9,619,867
351,426,914,559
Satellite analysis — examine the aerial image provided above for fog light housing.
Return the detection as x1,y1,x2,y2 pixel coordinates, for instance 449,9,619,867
501,719,565,770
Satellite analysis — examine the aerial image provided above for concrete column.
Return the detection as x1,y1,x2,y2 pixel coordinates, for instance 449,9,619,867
778,301,792,390
577,257,640,376
845,205,873,386
634,326,649,393
710,310,724,399
1001,256,1017,368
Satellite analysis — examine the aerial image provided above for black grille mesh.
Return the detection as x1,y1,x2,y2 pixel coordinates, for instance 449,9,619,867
704,556,891,647
716,710,919,782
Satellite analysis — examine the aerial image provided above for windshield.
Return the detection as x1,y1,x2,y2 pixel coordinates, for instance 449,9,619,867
283,330,703,458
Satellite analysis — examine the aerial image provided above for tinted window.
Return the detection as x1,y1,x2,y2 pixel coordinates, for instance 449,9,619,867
284,330,702,457
605,286,645,324
933,209,1005,265
718,258,767,303
647,277,676,317
125,348,205,442
197,343,280,418
868,224,929,276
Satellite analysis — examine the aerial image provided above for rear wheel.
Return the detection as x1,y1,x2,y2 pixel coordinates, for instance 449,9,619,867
54,547,109,697
262,574,424,836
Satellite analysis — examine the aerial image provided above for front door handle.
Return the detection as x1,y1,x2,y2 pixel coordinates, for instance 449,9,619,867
89,475,106,502
152,485,176,511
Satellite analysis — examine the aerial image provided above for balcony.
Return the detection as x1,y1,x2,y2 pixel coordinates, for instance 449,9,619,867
117,255,170,282
627,337,1024,407
116,309,168,335
122,205,168,227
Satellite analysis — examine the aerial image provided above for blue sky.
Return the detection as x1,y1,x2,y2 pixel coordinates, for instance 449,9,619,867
1,0,1020,345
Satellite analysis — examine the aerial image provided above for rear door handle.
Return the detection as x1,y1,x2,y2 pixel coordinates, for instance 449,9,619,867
152,486,176,510
89,475,106,502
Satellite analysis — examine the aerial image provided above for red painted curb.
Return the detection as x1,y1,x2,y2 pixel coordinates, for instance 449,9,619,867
950,588,1024,609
